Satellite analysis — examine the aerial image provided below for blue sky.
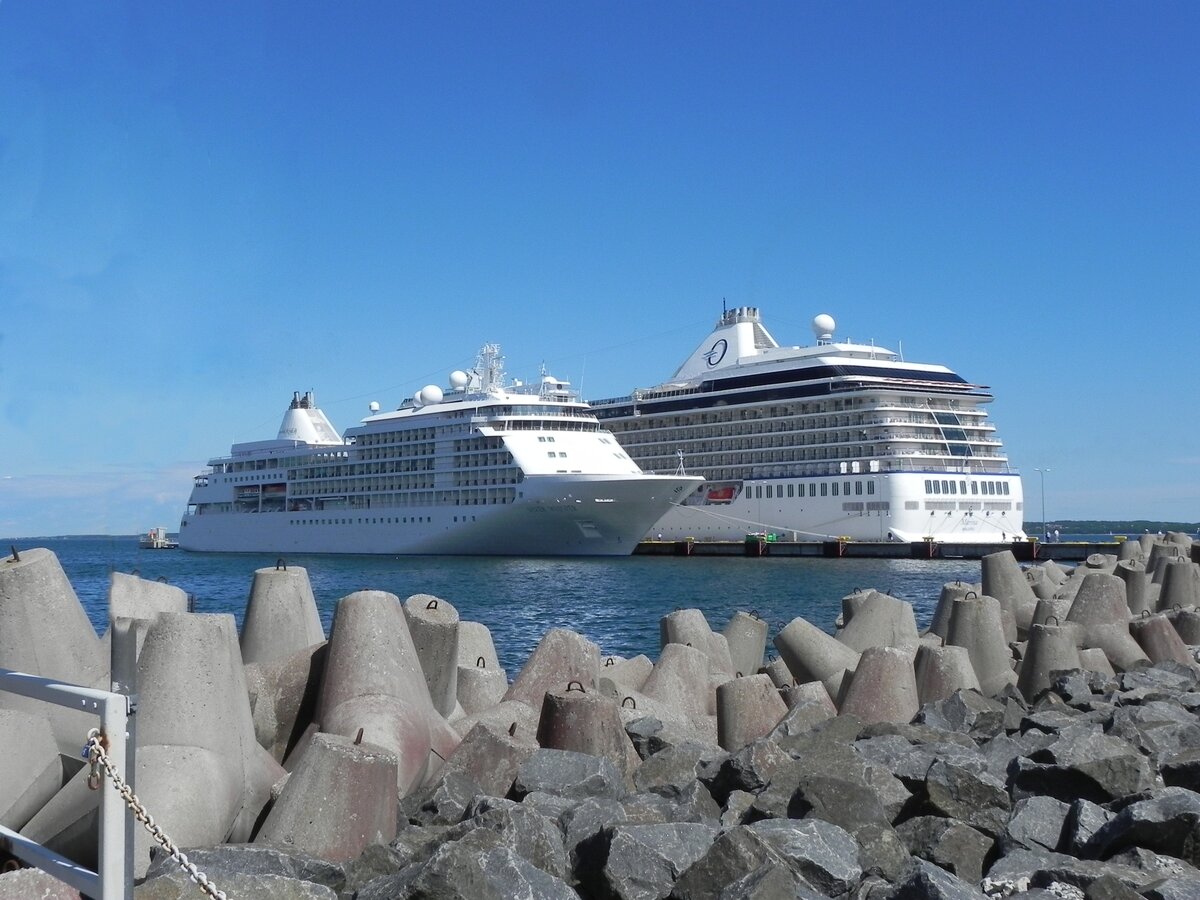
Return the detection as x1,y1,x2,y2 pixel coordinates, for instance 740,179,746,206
1,2,1197,537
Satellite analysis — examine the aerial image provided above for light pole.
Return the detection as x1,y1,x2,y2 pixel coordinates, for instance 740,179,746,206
1034,467,1049,539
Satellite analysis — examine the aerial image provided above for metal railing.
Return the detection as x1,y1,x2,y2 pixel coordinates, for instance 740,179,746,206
0,618,136,899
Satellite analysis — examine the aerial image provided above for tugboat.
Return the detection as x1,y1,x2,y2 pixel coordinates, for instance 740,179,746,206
139,527,179,550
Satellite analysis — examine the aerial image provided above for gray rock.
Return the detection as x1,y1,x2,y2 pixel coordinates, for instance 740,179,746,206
374,837,578,900
599,822,719,900
1162,747,1200,792
985,846,1169,895
920,759,1012,838
1143,874,1200,899
854,822,912,883
402,770,482,826
747,818,863,896
998,795,1070,854
1062,798,1115,857
895,816,993,883
715,862,808,900
136,872,338,898
887,857,988,899
672,825,791,900
339,843,409,897
513,748,627,801
141,844,344,894
914,690,1005,738
634,742,725,796
559,796,627,880
452,796,569,879
786,773,891,833
1012,725,1155,804
699,738,795,805
1086,787,1200,865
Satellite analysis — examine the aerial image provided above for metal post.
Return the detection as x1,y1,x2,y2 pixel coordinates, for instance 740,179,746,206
110,618,138,900
1035,467,1050,536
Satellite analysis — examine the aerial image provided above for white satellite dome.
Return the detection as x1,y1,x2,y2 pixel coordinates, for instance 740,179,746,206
449,370,469,389
368,401,380,413
419,384,444,405
412,390,424,408
812,314,836,341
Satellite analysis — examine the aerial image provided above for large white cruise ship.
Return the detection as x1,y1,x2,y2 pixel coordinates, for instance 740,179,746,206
179,345,701,556
590,308,1025,544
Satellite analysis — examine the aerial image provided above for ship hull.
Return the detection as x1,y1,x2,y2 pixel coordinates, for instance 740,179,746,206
647,472,1024,544
179,474,699,556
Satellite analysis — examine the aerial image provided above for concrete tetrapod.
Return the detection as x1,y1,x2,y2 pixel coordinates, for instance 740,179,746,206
255,731,398,864
317,591,458,796
457,620,501,671
640,642,714,723
105,571,188,641
503,627,601,709
715,673,788,751
403,593,460,719
1130,615,1199,670
837,646,920,725
982,549,1038,636
536,685,640,780
1065,573,1149,670
927,582,975,640
661,608,733,675
1168,608,1200,645
1157,559,1200,611
773,615,861,699
240,564,324,667
834,591,919,654
1017,623,1083,701
722,611,768,679
913,644,981,705
0,709,62,831
0,548,107,754
945,594,1017,697
1115,560,1152,617
133,611,285,876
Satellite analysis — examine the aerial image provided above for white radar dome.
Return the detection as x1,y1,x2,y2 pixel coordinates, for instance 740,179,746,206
449,370,469,389
812,314,836,341
368,401,380,413
419,384,444,405
412,390,424,408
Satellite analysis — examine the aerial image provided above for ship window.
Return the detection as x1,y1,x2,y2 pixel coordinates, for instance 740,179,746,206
809,484,816,497
832,482,838,496
787,485,794,497
1002,482,1010,495
961,481,968,493
941,480,950,493
932,481,940,494
971,482,978,494
844,481,851,495
766,486,773,499
820,483,827,496
949,481,957,495
867,481,875,495
855,482,863,495
547,452,555,458
925,480,933,493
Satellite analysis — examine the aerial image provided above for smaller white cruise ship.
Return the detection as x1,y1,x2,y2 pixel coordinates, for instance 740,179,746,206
590,308,1026,544
179,346,701,556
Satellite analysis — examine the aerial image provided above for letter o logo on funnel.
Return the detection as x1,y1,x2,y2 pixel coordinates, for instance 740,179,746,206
704,339,727,367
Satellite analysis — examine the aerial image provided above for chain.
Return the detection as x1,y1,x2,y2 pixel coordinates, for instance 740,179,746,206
85,728,228,900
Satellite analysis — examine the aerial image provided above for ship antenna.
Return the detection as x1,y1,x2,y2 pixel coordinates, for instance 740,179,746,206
675,449,686,476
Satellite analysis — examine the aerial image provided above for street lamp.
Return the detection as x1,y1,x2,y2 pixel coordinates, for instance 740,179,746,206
1034,467,1050,539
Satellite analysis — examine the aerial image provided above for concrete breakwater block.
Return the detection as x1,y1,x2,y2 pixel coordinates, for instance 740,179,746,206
240,565,324,666
456,663,508,716
983,549,1039,632
317,591,457,795
601,654,654,693
1130,615,1198,669
504,627,601,709
255,732,398,863
834,590,918,654
0,548,107,754
106,570,188,630
1168,607,1200,645
661,608,734,676
1157,558,1200,611
0,708,62,831
946,594,1017,697
715,673,788,750
913,643,981,705
134,611,285,875
722,610,768,679
458,619,502,671
536,686,640,780
774,615,861,698
837,645,920,724
640,642,714,722
1115,560,1152,616
927,582,975,640
443,720,537,798
245,641,327,764
1017,623,1083,701
403,593,460,719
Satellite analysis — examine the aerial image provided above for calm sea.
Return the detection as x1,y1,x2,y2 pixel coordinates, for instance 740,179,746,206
9,536,993,674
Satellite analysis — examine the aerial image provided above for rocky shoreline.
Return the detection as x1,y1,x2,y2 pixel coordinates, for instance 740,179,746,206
0,532,1198,899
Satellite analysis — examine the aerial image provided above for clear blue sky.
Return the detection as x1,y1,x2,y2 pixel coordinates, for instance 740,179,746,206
2,2,1197,537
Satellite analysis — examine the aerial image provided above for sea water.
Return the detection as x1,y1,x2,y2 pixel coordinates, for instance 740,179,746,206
10,536,986,674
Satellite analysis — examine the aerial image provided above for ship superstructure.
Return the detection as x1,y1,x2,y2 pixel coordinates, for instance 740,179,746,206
180,345,700,555
589,308,1025,543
